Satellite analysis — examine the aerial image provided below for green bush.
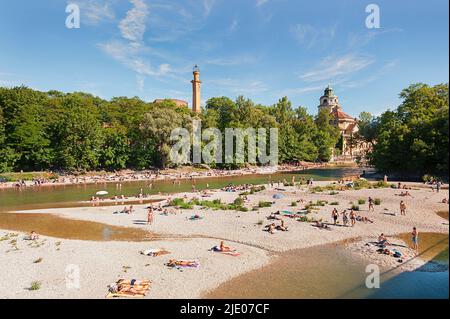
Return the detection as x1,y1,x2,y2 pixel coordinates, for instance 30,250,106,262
330,201,339,205
374,198,382,205
358,199,366,205
29,281,41,291
291,201,298,207
353,179,371,190
233,197,244,206
169,198,185,207
351,204,360,211
258,201,272,208
373,181,391,188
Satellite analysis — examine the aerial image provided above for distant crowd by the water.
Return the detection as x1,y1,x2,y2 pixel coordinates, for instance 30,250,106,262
0,162,326,190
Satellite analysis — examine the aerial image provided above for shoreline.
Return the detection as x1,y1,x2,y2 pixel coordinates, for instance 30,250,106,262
0,163,348,190
0,180,448,298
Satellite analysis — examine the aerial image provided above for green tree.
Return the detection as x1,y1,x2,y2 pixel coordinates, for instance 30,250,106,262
369,83,449,177
314,108,340,161
50,93,103,171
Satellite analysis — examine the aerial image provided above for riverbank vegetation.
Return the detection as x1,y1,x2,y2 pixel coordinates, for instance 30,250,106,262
357,83,448,178
0,87,339,173
1,83,448,179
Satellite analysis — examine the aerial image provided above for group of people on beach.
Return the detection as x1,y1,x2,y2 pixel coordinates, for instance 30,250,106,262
266,220,288,234
377,227,419,252
331,208,373,227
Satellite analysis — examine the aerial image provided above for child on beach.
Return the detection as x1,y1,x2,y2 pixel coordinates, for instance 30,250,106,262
400,201,407,216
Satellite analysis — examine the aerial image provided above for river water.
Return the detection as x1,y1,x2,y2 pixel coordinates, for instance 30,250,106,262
0,167,368,212
0,167,447,299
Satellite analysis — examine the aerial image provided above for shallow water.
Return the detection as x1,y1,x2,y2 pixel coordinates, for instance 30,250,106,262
0,213,153,242
0,167,369,212
206,233,449,299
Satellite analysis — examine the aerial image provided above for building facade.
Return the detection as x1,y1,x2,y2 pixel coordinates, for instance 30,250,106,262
318,86,368,162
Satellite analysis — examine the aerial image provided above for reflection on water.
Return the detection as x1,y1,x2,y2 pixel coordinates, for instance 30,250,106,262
205,243,371,299
206,233,449,299
0,213,153,242
0,167,369,212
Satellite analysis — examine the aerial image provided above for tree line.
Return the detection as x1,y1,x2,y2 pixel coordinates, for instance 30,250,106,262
0,86,340,173
357,83,449,178
1,83,447,178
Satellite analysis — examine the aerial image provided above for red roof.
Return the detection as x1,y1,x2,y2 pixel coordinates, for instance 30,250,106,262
332,108,355,121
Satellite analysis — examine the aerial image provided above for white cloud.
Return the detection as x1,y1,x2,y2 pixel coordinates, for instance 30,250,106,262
98,41,171,77
69,0,115,25
299,54,375,82
347,28,403,49
277,85,324,97
209,78,268,95
291,24,337,50
203,0,216,16
98,0,178,90
338,60,397,89
206,54,259,66
119,0,149,43
229,18,239,32
256,0,269,7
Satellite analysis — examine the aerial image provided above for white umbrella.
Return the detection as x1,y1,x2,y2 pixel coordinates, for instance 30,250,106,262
96,191,109,196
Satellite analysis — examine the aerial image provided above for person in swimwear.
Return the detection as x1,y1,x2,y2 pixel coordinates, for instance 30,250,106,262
219,241,233,252
378,233,388,246
29,231,39,240
412,227,419,251
167,259,198,267
350,209,356,227
332,208,339,225
110,279,149,296
277,220,288,231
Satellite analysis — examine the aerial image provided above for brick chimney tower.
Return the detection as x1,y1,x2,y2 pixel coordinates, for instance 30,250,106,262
191,65,201,113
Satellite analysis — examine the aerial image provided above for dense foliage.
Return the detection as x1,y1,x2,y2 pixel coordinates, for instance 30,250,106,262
0,86,340,172
357,83,449,177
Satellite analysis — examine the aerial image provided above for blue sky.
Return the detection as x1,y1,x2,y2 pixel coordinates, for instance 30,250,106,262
0,0,448,117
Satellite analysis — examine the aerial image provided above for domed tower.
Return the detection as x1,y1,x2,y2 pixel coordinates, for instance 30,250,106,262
318,85,341,113
191,65,201,113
